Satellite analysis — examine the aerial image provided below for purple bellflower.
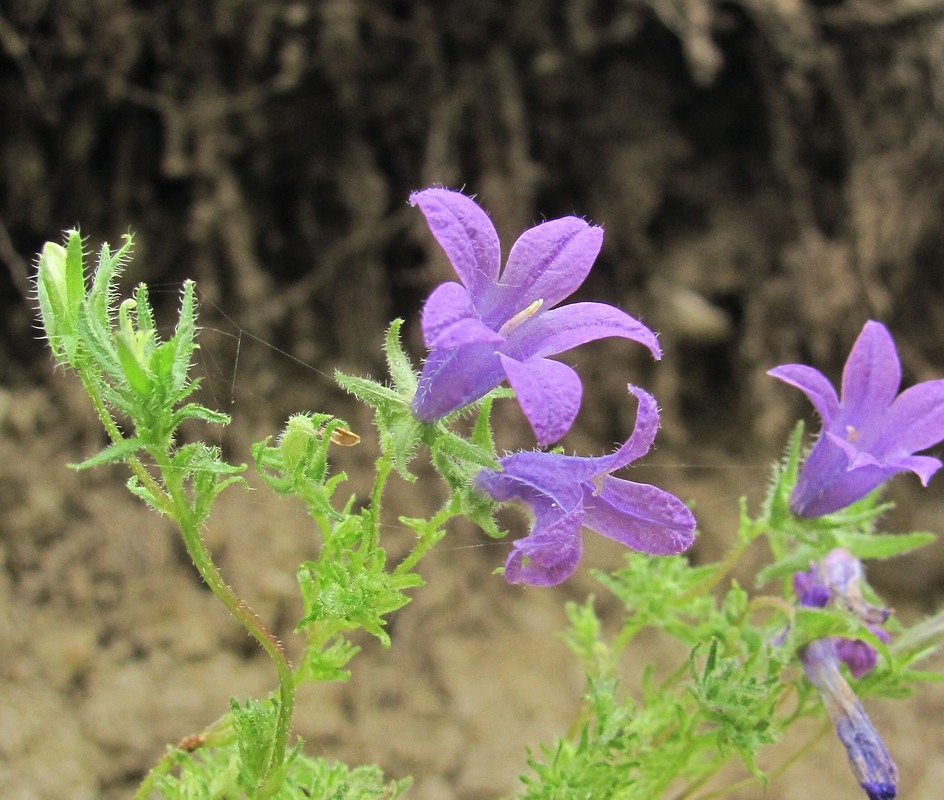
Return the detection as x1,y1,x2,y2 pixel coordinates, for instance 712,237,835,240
769,320,944,517
794,550,897,800
410,187,661,446
474,385,696,586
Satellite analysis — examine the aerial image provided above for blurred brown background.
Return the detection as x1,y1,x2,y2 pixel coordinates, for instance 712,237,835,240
3,1,944,798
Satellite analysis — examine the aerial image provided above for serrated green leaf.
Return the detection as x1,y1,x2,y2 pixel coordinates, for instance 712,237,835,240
63,228,86,321
70,436,147,470
169,280,197,393
132,282,156,333
170,402,232,429
335,371,406,408
384,319,417,395
433,429,499,471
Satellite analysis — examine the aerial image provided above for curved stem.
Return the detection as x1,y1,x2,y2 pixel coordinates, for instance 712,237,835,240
156,451,294,795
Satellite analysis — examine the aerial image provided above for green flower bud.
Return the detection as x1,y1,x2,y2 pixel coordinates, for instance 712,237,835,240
36,230,85,362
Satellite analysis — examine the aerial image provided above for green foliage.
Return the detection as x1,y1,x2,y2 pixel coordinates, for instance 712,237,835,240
151,741,410,800
35,230,944,800
513,434,943,799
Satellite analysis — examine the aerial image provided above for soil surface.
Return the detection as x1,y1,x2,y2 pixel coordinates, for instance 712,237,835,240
3,2,944,798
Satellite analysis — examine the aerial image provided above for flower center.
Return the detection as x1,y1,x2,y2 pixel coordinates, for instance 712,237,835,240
499,298,544,336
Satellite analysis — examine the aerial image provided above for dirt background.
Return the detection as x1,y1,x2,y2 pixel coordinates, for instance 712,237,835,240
3,1,944,798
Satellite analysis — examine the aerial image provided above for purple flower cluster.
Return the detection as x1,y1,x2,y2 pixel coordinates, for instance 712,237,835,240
770,321,944,517
410,188,695,586
794,549,897,800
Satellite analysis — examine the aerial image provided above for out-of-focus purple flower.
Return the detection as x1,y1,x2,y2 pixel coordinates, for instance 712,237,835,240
799,638,898,800
794,550,898,799
793,549,891,679
769,320,944,517
474,385,695,586
410,187,661,446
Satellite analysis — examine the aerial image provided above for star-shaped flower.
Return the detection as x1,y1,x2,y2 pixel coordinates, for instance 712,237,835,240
769,320,944,517
474,385,696,586
410,187,661,446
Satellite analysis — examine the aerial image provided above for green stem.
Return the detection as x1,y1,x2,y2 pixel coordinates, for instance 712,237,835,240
156,451,294,795
395,500,458,576
78,368,171,513
364,454,393,551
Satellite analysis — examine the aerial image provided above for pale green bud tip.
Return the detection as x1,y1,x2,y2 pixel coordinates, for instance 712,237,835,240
37,241,67,310
36,241,72,345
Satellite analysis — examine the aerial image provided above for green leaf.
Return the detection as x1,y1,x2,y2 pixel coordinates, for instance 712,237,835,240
792,606,857,645
335,371,405,408
383,318,417,396
832,530,936,560
170,402,232,429
63,228,87,323
70,437,147,470
169,280,197,394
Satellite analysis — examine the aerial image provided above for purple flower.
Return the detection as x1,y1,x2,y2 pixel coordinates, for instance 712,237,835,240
769,320,944,517
794,550,897,799
799,638,898,800
793,549,891,679
410,188,661,446
474,385,696,586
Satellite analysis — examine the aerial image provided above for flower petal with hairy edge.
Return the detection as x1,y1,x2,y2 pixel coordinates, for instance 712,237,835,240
421,282,504,349
583,479,696,555
499,354,582,447
411,343,504,422
767,364,839,423
475,451,586,515
504,506,584,586
509,302,661,361
489,217,604,321
410,188,500,298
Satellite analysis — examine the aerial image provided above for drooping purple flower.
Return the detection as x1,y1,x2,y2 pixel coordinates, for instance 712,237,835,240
410,187,661,446
793,549,891,679
769,320,944,517
474,385,696,586
799,638,898,800
794,550,898,799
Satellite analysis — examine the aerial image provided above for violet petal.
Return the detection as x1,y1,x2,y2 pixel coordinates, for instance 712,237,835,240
411,343,504,422
421,282,504,349
509,301,661,361
410,188,500,297
583,478,696,555
499,354,582,446
491,217,603,318
768,364,840,423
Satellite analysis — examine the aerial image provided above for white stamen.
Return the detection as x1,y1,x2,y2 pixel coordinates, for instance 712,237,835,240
499,298,544,336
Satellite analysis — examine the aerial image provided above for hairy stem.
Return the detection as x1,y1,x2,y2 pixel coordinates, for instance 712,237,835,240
155,450,294,795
